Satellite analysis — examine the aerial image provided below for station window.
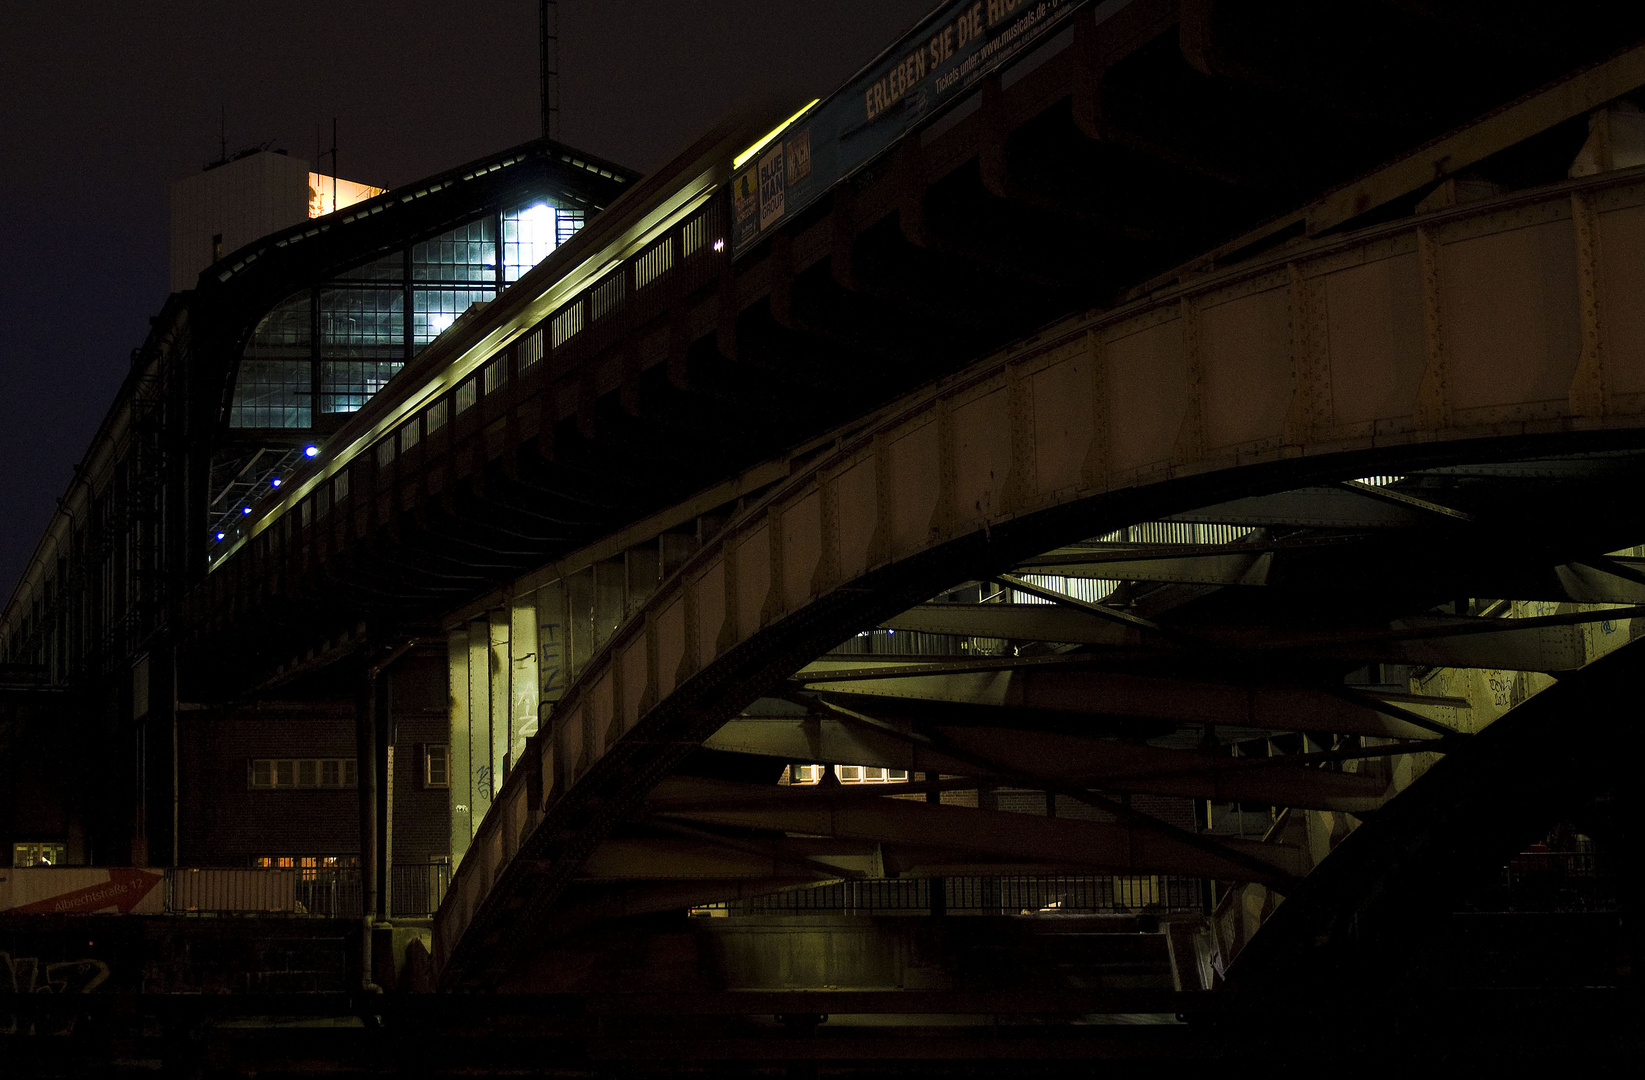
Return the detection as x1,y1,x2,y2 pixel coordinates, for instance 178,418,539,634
230,360,312,429
413,217,496,283
333,471,349,502
413,287,495,350
455,380,477,415
785,764,908,785
376,439,395,469
502,203,558,282
426,398,449,434
425,744,450,788
399,418,420,452
13,842,66,867
320,286,403,354
321,359,403,415
253,854,359,879
249,758,357,790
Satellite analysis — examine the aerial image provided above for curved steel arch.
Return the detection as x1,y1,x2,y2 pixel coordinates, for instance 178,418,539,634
436,168,1645,986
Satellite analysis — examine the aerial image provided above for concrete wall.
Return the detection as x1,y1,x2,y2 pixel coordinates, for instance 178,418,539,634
169,151,311,293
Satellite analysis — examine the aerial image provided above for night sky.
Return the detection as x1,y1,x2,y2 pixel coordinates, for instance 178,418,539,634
0,0,936,601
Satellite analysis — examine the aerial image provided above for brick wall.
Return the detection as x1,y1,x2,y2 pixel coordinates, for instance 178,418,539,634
386,650,451,865
178,711,358,866
177,648,451,867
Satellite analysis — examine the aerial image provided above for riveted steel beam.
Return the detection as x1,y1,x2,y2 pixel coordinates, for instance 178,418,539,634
647,777,1303,884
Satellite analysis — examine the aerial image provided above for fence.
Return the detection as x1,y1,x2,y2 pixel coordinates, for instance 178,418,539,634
701,875,1207,916
168,868,296,914
163,863,449,918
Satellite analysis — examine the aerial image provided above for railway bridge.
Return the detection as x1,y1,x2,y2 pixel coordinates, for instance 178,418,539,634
10,0,1645,1068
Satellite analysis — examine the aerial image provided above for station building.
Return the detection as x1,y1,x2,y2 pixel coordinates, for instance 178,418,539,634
0,136,635,885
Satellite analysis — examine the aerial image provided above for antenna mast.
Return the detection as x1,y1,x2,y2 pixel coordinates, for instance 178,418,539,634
540,0,559,140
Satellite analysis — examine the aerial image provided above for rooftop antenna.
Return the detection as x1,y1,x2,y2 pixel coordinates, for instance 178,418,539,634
317,120,339,213
540,0,559,140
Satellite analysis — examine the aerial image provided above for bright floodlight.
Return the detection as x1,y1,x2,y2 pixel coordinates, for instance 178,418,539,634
215,532,225,541
304,445,319,457
271,477,282,488
241,507,251,515
519,203,555,244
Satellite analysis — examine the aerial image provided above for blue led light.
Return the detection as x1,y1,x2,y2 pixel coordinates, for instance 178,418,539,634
242,507,252,515
304,445,319,458
215,532,225,541
271,477,282,488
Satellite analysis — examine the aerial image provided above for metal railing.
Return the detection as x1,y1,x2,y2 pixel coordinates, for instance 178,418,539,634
698,875,1207,916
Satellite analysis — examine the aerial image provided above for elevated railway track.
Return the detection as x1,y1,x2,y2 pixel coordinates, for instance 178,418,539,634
183,0,1645,692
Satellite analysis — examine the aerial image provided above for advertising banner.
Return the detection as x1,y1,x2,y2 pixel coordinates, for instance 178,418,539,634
0,868,165,915
732,0,1100,256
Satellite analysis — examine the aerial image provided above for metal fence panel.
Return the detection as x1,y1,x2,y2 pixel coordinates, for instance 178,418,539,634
167,869,296,913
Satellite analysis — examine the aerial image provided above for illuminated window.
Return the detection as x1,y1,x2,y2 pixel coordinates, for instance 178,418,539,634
556,208,585,246
455,380,477,415
246,292,313,352
426,398,448,434
13,842,66,867
425,744,450,788
321,359,403,414
786,764,908,785
376,439,395,469
320,287,403,356
254,853,360,878
502,203,558,282
413,287,495,351
399,418,420,452
413,217,496,283
230,360,312,428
